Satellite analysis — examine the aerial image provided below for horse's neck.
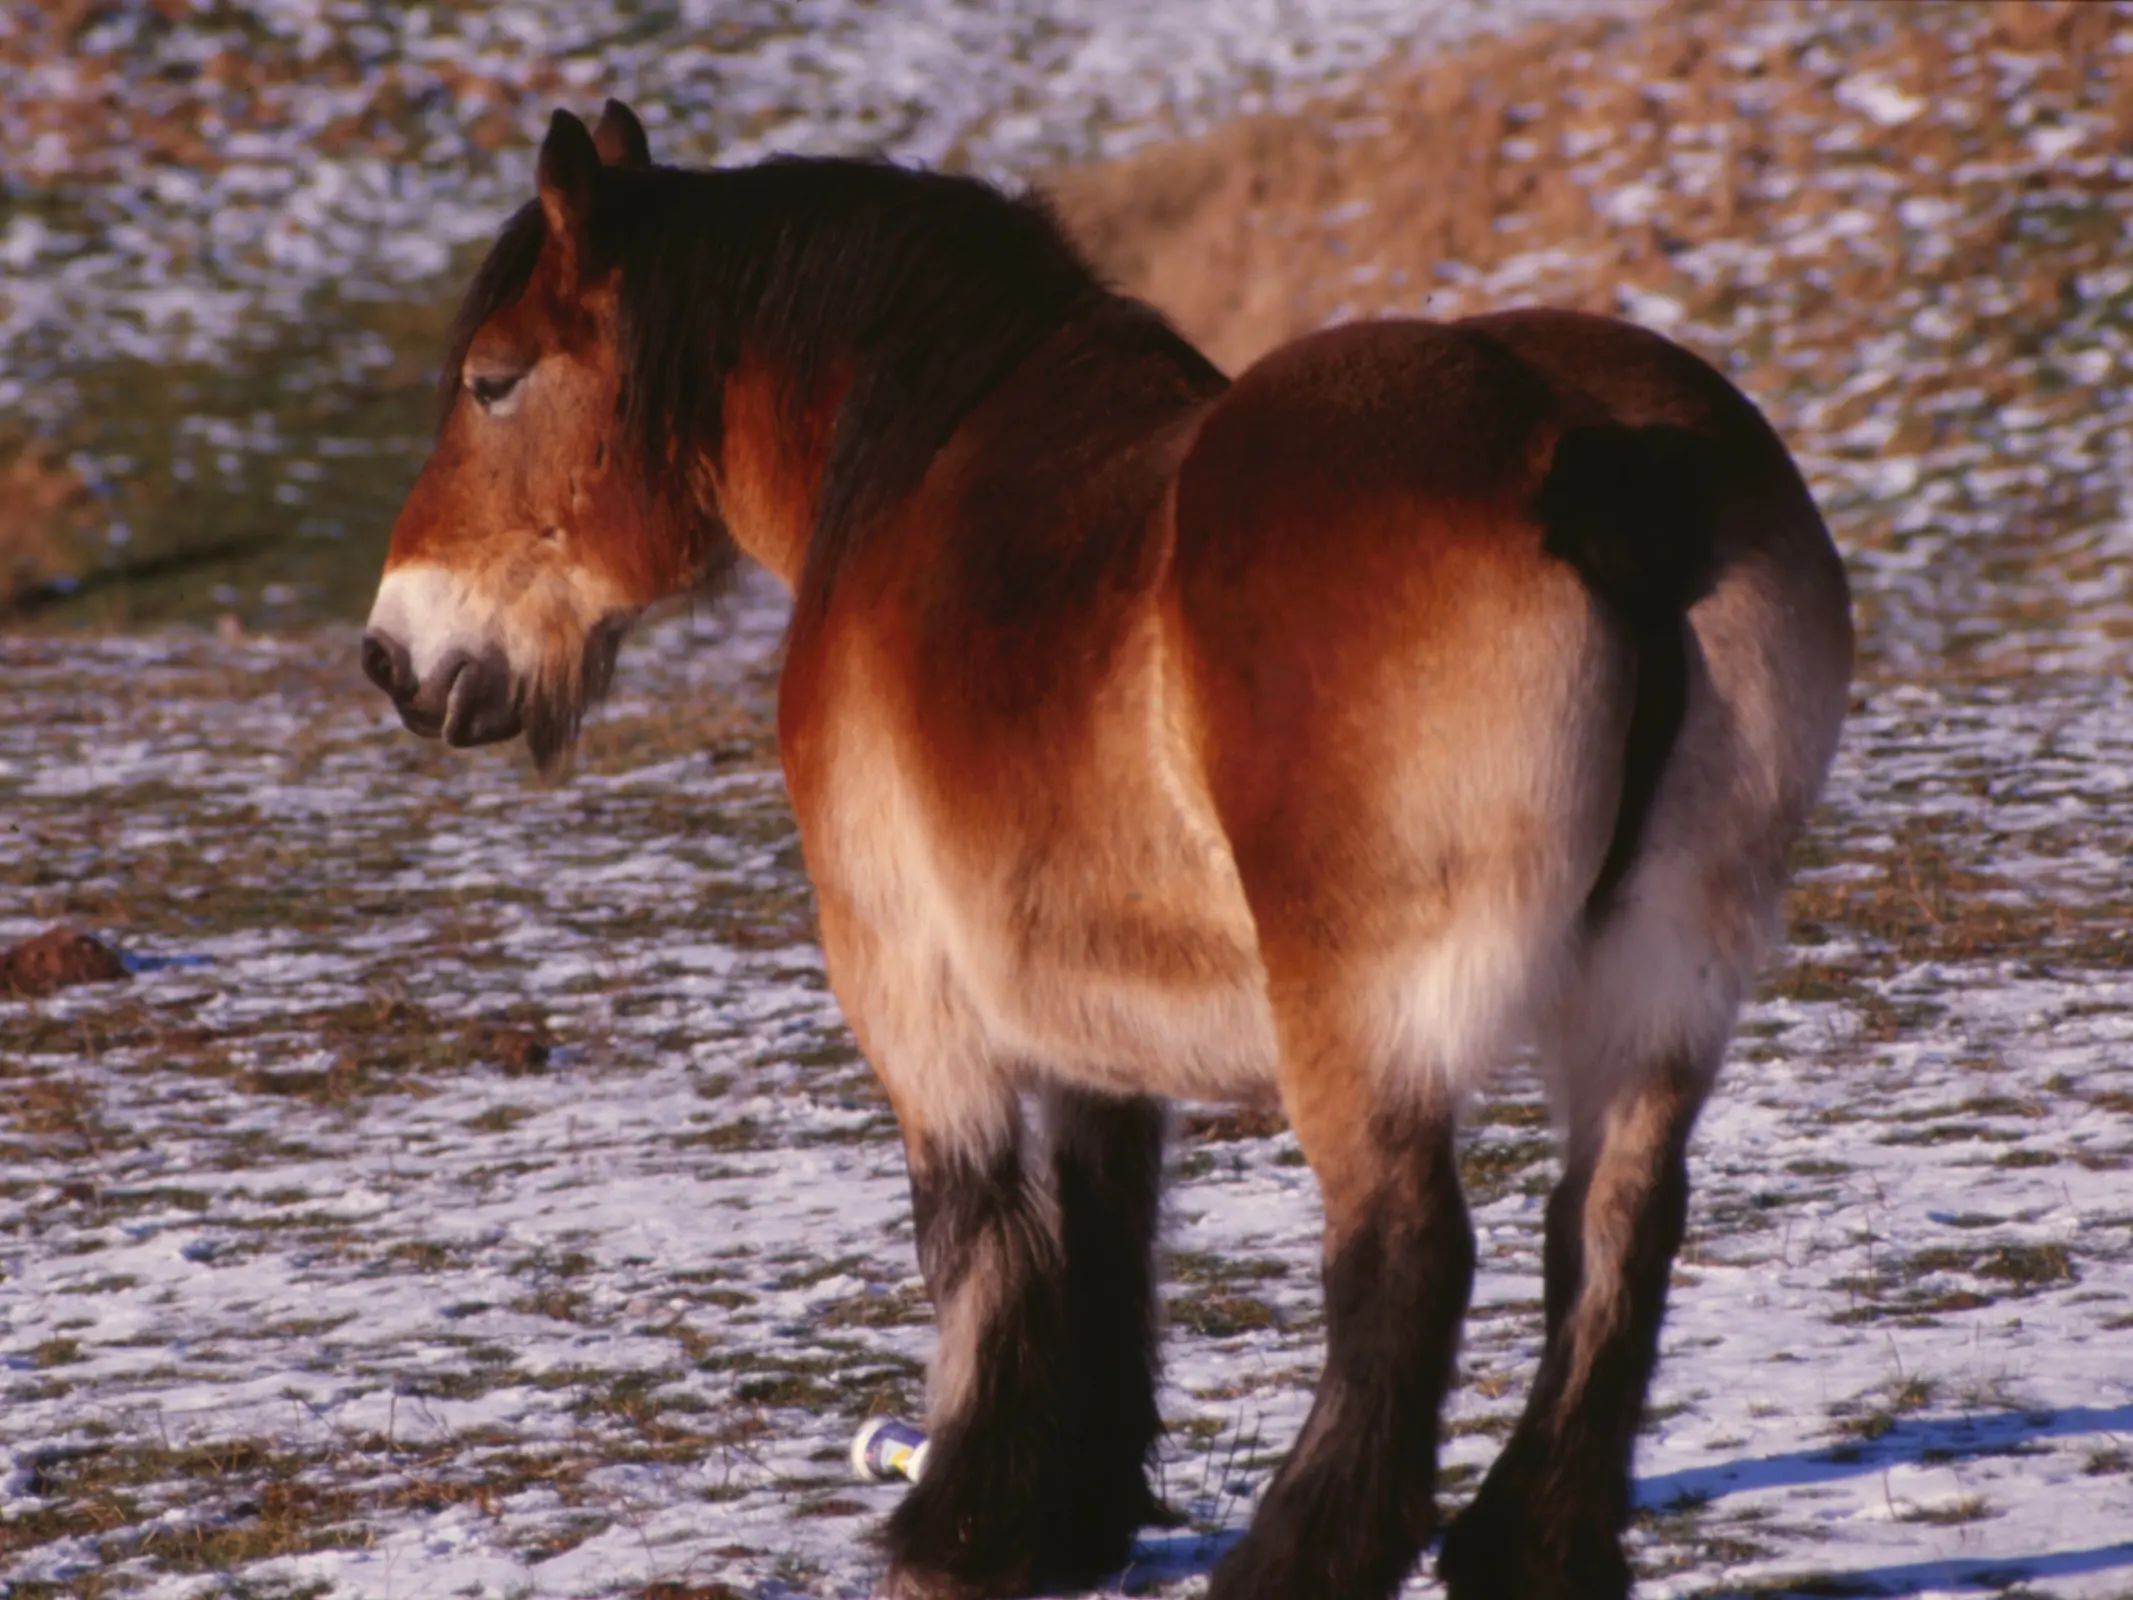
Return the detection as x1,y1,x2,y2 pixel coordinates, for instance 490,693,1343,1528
710,355,847,589
713,297,1219,604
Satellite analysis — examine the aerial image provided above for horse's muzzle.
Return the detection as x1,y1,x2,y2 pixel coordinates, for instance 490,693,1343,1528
361,630,523,748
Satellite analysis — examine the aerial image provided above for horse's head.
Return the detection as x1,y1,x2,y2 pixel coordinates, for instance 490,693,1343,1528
363,101,718,777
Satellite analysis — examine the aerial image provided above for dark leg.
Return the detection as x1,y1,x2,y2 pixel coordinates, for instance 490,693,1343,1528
1208,1106,1474,1600
883,1124,1067,1598
883,1088,1168,1598
1439,1058,1705,1600
1542,1149,1595,1354
1045,1086,1171,1552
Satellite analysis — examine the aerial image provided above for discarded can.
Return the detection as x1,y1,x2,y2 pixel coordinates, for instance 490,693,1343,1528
851,1416,930,1484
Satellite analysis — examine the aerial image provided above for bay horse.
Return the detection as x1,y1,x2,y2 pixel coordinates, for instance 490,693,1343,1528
362,102,1851,1600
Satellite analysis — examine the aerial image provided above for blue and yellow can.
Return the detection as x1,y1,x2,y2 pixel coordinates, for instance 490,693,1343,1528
850,1417,930,1484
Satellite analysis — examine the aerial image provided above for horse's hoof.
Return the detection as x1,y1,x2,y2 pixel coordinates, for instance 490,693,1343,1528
875,1568,983,1600
1438,1507,1630,1600
1135,1482,1188,1530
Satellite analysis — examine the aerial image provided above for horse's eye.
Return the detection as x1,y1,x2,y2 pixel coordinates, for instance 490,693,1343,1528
467,369,525,411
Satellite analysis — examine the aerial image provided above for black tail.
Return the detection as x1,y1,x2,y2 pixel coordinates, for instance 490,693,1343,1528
1535,422,1716,919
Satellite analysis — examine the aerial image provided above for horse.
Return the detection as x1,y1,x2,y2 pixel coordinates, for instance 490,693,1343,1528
361,101,1852,1600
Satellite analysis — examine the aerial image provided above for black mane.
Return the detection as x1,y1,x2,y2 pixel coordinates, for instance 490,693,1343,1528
442,157,1126,596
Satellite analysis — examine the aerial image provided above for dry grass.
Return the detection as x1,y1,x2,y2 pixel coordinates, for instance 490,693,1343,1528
1056,0,2124,370
1782,812,2096,974
0,437,92,609
0,0,548,175
1055,6,1632,368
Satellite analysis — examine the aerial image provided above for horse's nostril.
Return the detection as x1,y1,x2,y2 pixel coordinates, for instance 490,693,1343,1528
361,630,414,701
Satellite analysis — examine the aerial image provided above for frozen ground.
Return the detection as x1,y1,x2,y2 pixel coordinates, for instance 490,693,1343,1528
0,0,1630,412
8,1,2133,1596
5,565,2133,1599
0,0,1646,631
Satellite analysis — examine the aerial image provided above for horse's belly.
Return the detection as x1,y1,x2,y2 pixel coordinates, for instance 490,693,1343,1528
812,758,1279,1105
973,905,1282,1104
804,603,1279,1107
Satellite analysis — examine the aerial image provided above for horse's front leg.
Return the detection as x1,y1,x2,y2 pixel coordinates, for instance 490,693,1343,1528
1042,1083,1170,1550
885,1097,1067,1599
809,850,1168,1594
880,1083,1165,1598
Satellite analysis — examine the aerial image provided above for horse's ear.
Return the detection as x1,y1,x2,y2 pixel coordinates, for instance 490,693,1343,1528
593,99,652,169
537,109,601,286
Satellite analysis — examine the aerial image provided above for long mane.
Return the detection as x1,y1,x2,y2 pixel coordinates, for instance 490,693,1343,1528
441,158,1108,599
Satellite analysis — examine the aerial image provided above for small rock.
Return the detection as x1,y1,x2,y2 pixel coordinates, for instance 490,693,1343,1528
463,1020,552,1077
0,927,130,998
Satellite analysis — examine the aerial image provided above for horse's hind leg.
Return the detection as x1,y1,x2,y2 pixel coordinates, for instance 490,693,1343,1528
1438,1046,1712,1600
1207,992,1475,1600
883,1084,1166,1597
1439,862,1756,1600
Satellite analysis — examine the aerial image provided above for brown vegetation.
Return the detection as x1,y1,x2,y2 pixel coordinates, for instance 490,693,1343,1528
0,926,129,998
0,440,91,610
1055,0,2125,370
0,0,553,175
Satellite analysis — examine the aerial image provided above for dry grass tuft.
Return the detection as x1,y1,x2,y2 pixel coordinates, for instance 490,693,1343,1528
0,926,129,998
0,439,93,610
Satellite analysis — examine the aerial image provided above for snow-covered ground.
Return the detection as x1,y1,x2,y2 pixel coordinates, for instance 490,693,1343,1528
7,1,2133,1596
0,0,1628,416
5,567,2133,1597
0,0,1649,631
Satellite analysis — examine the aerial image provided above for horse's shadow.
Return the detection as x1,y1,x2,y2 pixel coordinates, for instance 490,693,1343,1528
1114,1539,2133,1598
1629,1402,2133,1595
1113,1529,1243,1593
1106,1404,2133,1595
1783,1541,2133,1596
120,950,213,975
1634,1400,2133,1508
